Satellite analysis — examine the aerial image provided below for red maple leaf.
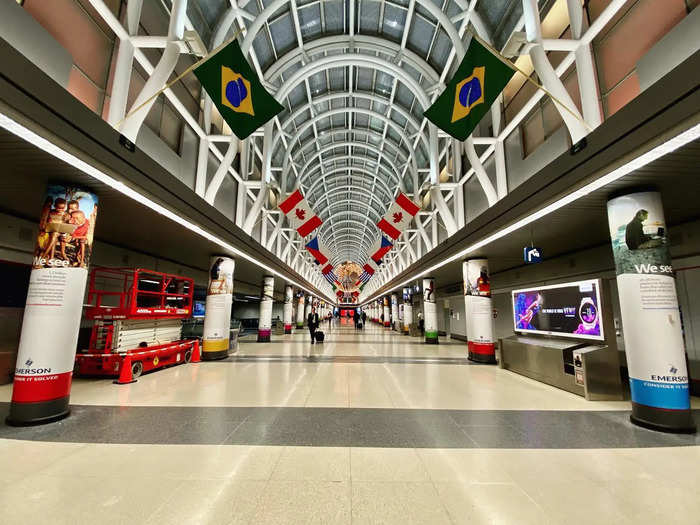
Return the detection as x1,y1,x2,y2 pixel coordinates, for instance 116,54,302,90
295,208,306,220
392,211,403,223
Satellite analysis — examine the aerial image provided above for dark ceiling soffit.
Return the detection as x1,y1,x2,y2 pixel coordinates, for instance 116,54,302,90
0,38,326,298
370,50,700,299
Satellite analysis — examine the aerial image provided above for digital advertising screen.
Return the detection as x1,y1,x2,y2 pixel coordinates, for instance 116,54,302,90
512,279,604,340
193,300,206,318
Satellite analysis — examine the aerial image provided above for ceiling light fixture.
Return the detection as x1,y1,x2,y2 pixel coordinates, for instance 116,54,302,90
0,113,333,302
363,122,700,303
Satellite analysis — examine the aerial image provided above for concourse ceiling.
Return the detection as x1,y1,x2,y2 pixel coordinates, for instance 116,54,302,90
173,0,545,266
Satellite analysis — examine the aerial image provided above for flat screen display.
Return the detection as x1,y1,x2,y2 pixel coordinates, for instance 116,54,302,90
192,300,206,318
512,279,604,340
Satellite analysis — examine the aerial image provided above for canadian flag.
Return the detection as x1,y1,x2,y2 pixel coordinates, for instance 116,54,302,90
377,192,421,240
279,189,323,237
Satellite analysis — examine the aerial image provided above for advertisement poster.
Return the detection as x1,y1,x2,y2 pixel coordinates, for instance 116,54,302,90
258,276,274,341
608,191,690,412
512,279,603,340
463,259,494,351
11,185,98,415
383,296,391,327
391,293,399,331
283,285,293,333
423,278,438,342
296,292,305,327
202,256,234,357
402,287,413,334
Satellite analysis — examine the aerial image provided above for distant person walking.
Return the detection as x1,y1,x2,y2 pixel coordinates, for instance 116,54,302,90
353,309,360,329
361,311,367,329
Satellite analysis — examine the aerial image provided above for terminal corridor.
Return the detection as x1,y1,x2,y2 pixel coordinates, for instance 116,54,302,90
1,322,699,524
1,0,700,523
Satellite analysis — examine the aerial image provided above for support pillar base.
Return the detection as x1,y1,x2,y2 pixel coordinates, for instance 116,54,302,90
201,350,229,361
6,397,71,426
630,403,696,434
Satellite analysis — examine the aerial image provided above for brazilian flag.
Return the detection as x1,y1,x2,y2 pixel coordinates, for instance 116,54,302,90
424,36,515,141
194,40,284,140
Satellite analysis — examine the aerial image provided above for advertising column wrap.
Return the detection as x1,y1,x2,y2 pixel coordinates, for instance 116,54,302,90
391,293,399,331
8,184,98,425
258,276,274,342
304,296,312,325
423,278,438,344
463,259,496,363
296,292,305,328
382,297,391,327
402,287,413,335
202,256,235,361
607,190,694,432
283,285,293,334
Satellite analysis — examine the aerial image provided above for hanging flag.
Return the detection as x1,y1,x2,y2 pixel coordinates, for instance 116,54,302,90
279,189,323,237
304,236,328,265
355,263,376,286
193,40,284,140
322,264,339,287
377,193,421,240
423,36,515,141
370,236,394,264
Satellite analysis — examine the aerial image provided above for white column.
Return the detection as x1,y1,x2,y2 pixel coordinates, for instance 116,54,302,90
296,292,305,328
8,184,99,425
391,293,399,332
304,295,312,325
463,259,496,363
382,296,391,327
403,287,413,335
423,278,438,344
257,276,274,342
283,285,293,334
607,190,694,432
202,256,235,360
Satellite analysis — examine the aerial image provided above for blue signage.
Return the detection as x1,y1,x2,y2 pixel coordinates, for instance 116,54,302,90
523,246,542,264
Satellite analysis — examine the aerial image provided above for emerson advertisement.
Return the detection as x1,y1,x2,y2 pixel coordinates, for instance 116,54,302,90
607,190,692,430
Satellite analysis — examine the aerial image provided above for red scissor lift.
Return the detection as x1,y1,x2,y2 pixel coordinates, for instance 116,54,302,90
75,267,199,381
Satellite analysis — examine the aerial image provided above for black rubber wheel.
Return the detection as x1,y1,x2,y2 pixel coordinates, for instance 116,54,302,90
184,350,192,363
131,360,143,378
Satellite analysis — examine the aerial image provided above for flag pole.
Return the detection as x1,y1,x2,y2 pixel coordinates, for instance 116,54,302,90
115,28,246,130
468,31,594,133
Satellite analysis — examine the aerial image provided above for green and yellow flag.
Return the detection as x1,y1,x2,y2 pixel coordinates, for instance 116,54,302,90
194,40,284,140
424,36,515,141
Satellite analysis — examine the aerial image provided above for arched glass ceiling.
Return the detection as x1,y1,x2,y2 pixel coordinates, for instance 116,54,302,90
185,0,529,265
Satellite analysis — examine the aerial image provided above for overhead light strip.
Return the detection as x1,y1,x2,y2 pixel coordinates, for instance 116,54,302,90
364,122,700,303
0,113,332,301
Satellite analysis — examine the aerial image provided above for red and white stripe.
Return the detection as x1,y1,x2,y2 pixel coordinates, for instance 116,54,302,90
279,189,323,237
377,192,421,240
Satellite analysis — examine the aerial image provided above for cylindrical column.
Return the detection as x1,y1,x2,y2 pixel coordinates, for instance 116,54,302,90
283,285,293,334
463,259,496,363
607,190,694,432
423,278,438,344
8,184,99,425
257,276,274,342
382,296,391,327
296,292,305,328
391,294,399,331
403,287,413,335
304,295,312,325
202,256,235,361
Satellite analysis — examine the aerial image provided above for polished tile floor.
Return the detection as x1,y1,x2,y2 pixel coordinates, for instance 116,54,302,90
1,319,699,524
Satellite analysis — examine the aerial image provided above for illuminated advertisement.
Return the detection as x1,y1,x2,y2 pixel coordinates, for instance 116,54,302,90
202,256,234,359
512,279,604,341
